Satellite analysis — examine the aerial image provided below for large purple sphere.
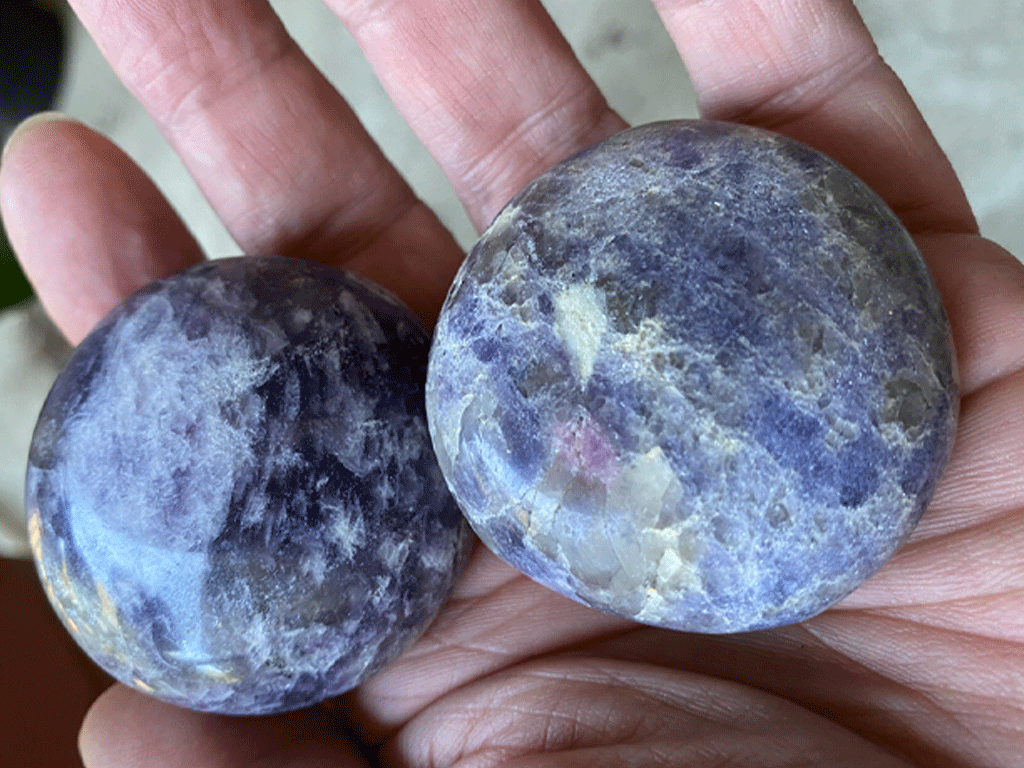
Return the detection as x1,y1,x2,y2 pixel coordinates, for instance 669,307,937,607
26,256,472,714
426,121,958,634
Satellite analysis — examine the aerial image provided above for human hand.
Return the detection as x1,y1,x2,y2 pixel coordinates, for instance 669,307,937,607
2,1,1022,766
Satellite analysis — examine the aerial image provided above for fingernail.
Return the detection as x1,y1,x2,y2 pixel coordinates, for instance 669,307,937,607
2,111,80,163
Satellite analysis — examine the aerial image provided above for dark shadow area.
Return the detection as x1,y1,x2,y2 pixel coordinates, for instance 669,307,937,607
1,0,68,309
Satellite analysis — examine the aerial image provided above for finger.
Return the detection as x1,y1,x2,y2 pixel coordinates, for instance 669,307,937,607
651,0,977,236
66,0,462,321
0,114,201,344
329,0,628,230
919,233,1024,396
80,684,365,768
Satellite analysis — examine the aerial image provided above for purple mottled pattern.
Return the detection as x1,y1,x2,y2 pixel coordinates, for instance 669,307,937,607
426,120,958,634
26,256,472,714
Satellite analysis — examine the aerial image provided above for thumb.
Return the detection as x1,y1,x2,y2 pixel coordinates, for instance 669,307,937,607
80,684,365,768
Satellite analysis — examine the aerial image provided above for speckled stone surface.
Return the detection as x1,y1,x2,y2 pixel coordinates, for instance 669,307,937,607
26,256,472,714
426,120,958,634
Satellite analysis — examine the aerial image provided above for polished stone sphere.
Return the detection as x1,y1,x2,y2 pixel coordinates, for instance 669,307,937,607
26,256,472,714
426,120,958,634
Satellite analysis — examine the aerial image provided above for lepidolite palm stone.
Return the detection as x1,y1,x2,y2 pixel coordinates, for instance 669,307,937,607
26,256,472,714
426,120,958,634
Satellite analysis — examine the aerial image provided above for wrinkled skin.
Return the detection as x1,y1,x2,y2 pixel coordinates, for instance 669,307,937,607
1,1,1023,766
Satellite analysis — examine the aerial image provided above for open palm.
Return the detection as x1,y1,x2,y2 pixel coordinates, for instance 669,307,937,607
2,1,1022,766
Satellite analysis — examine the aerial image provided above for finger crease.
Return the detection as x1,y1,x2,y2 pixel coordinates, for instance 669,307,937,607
458,83,620,224
709,45,883,132
161,37,298,135
278,189,422,265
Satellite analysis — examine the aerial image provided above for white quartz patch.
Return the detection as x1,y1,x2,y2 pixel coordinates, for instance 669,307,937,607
553,284,608,382
607,446,684,527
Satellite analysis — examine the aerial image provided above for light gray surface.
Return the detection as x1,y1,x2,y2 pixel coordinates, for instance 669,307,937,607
2,0,1022,555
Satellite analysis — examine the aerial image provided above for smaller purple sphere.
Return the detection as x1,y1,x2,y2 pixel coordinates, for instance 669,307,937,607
26,256,472,715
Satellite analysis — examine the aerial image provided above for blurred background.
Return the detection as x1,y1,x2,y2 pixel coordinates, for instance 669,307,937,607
2,0,1023,549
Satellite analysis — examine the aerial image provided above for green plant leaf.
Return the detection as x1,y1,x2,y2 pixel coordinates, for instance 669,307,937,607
0,225,33,308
